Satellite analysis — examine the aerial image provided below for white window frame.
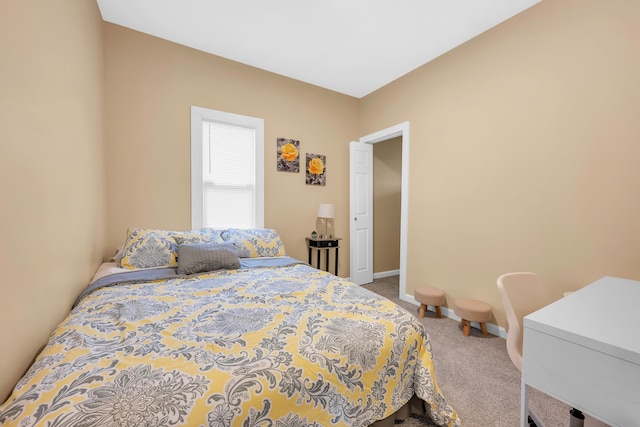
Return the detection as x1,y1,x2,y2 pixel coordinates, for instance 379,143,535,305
190,106,264,229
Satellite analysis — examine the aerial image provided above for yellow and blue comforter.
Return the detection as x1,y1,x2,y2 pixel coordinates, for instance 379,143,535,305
0,262,459,426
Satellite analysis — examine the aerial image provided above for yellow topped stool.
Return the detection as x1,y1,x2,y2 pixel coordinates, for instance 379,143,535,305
414,287,446,318
454,298,492,336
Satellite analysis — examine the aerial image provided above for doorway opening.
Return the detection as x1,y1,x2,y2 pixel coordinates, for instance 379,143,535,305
350,122,410,301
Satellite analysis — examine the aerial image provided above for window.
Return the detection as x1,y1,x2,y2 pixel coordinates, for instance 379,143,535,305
191,106,264,229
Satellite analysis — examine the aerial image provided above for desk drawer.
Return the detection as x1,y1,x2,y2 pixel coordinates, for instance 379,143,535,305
523,328,640,426
309,239,339,248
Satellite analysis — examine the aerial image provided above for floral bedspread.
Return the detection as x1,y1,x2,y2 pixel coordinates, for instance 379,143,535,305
0,264,459,426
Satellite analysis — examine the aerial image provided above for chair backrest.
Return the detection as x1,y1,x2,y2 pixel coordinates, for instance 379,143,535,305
496,272,554,372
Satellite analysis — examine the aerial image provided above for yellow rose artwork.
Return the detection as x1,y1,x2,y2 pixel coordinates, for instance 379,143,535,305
306,153,326,186
308,157,324,174
281,143,299,161
277,138,300,172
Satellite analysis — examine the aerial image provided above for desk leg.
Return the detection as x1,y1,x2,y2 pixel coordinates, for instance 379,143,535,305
521,381,528,427
334,247,339,276
308,247,312,266
317,249,320,270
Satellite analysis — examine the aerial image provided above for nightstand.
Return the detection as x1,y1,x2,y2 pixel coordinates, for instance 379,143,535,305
305,237,341,275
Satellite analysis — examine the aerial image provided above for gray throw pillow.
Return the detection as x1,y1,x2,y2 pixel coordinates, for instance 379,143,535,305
177,242,240,275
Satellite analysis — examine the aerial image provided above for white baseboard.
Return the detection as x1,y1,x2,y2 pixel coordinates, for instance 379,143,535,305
402,294,507,339
373,269,400,279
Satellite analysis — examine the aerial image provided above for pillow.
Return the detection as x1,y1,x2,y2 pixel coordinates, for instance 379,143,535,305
120,228,224,270
173,228,224,245
111,245,125,267
119,228,179,269
177,243,241,275
221,228,286,258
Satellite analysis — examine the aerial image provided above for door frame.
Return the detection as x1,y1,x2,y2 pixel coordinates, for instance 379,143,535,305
356,121,410,302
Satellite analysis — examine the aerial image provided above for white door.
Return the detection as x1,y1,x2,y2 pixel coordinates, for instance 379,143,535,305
349,141,373,285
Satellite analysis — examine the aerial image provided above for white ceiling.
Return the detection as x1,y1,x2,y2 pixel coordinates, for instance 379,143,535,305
97,0,541,98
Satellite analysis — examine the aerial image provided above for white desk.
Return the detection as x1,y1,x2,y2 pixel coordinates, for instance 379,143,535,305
521,276,640,427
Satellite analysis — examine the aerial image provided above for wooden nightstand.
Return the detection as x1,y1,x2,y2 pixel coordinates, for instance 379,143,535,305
305,237,341,275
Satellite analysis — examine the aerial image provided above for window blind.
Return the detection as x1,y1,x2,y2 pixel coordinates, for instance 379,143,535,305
202,120,257,229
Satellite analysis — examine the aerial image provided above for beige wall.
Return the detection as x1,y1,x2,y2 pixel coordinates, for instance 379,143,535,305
0,1,106,401
103,24,360,267
373,137,402,273
360,0,640,328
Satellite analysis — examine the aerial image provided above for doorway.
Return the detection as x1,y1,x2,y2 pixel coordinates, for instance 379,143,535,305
373,137,402,276
350,122,410,301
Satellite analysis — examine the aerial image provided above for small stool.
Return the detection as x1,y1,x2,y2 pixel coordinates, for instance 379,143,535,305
454,298,492,336
414,287,446,318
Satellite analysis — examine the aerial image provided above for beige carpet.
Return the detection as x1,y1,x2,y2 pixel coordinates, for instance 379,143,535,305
363,275,571,427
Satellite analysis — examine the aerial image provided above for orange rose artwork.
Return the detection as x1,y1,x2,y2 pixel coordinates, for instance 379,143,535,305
306,153,326,186
277,138,300,172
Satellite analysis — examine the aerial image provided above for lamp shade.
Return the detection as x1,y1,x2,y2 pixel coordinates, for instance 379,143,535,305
317,203,336,219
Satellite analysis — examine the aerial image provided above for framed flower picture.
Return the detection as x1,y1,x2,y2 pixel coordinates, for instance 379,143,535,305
277,138,300,172
306,153,326,186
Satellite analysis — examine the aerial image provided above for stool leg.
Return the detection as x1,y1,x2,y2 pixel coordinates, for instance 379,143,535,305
435,306,442,318
419,304,426,318
480,322,488,336
462,319,470,336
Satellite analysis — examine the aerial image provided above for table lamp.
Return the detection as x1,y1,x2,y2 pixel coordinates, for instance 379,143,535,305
317,203,335,238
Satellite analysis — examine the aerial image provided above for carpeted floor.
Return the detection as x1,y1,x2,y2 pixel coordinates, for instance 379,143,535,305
363,275,572,427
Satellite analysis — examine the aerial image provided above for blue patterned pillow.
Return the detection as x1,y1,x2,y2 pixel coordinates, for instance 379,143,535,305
120,228,226,270
120,228,178,269
173,228,224,245
221,228,286,258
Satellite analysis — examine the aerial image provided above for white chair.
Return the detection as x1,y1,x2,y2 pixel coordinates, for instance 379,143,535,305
497,272,608,427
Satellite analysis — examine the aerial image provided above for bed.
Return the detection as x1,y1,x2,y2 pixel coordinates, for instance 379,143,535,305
0,228,460,427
